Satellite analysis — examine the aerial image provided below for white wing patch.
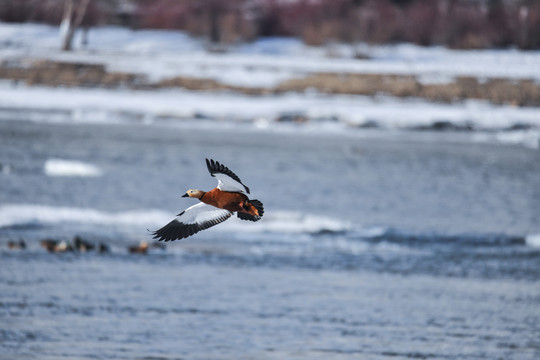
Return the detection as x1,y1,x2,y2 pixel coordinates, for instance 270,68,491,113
152,203,232,241
178,203,231,224
215,173,248,193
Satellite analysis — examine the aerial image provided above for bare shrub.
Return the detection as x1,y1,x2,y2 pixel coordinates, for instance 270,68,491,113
0,0,102,26
518,3,540,49
0,0,539,49
136,0,251,44
402,0,440,45
0,0,63,24
135,0,189,30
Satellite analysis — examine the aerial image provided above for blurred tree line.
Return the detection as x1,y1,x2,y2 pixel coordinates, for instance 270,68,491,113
0,0,539,49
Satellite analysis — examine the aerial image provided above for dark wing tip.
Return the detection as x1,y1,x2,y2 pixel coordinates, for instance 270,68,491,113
151,211,233,242
150,220,199,242
205,158,215,177
206,158,249,193
237,212,260,222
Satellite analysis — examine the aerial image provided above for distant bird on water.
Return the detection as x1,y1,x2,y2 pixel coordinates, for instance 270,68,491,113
128,241,149,254
7,239,26,250
152,159,264,241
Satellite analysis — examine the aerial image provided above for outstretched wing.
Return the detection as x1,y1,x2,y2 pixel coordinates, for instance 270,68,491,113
206,158,250,194
152,203,232,241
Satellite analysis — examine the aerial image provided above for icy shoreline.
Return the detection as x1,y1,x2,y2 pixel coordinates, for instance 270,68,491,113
2,22,540,82
1,22,539,148
1,82,539,149
2,21,540,107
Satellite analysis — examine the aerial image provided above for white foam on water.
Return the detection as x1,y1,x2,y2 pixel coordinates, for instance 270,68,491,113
44,158,103,177
472,131,540,150
525,233,540,248
495,131,540,150
220,211,352,235
0,204,170,229
2,204,532,256
0,204,354,238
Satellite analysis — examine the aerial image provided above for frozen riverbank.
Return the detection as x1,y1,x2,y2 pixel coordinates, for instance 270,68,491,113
0,83,539,149
1,22,539,148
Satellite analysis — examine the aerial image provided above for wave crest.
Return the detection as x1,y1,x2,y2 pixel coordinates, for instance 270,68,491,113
44,159,102,177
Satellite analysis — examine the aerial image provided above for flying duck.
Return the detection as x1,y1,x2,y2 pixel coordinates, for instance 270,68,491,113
151,159,264,241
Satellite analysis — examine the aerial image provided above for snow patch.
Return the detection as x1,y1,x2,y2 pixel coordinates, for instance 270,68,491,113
0,204,170,229
525,233,540,248
44,158,103,177
1,22,540,86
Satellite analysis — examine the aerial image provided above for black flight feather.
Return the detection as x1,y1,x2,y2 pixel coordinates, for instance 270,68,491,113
151,211,232,242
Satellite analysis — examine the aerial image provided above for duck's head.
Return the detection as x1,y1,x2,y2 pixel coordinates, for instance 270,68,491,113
182,189,205,199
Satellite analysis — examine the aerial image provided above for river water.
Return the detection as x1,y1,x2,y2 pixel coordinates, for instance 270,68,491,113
1,117,539,359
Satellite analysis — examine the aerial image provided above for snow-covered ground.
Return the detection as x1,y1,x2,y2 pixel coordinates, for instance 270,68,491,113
2,22,540,85
1,22,540,148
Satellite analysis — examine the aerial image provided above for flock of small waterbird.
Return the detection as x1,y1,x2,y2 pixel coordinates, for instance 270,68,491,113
2,236,165,255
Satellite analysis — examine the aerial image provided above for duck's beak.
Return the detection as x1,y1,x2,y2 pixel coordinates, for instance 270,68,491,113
182,193,189,198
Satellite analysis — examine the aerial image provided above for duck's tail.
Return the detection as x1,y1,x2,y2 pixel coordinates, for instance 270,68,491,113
237,199,264,222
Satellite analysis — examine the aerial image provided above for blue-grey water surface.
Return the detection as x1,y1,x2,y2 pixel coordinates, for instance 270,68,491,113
1,117,539,359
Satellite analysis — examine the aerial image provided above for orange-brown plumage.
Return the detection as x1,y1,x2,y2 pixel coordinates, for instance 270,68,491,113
201,188,259,216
